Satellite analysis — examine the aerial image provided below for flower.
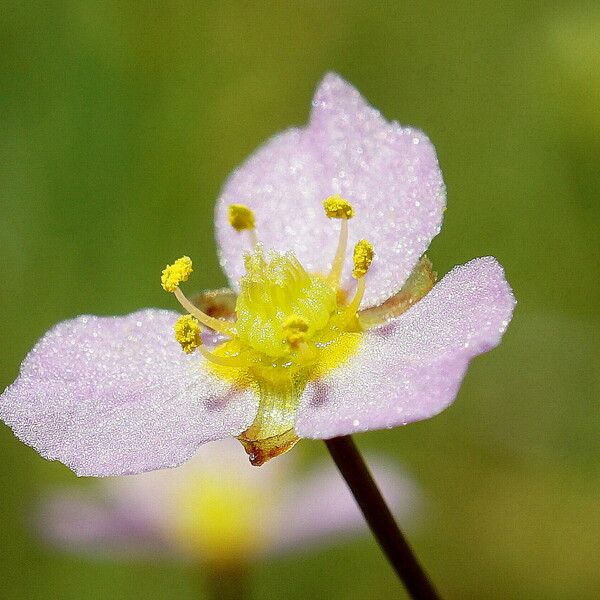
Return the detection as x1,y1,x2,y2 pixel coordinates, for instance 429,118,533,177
36,439,416,565
0,73,515,476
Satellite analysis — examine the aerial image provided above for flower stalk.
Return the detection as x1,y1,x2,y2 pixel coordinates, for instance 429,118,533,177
324,435,441,600
203,563,250,600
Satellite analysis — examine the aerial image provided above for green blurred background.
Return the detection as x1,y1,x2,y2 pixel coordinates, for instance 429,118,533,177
1,2,599,598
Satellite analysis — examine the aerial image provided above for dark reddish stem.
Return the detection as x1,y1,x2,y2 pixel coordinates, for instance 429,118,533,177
325,435,441,600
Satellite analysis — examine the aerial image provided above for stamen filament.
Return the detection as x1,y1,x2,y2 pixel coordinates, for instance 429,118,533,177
347,239,373,314
328,217,349,288
174,287,235,336
347,276,366,314
296,342,318,366
248,228,259,248
199,346,249,368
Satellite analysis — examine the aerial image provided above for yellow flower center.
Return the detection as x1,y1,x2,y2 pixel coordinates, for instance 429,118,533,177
169,471,273,565
162,197,375,465
235,249,337,358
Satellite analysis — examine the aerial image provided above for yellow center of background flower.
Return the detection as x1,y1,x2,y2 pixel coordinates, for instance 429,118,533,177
170,472,271,565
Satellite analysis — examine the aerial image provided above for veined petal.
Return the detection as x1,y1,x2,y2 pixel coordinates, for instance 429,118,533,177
0,309,258,476
215,72,445,309
296,257,515,438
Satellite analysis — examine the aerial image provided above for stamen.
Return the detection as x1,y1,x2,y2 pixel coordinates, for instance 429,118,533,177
347,240,374,313
173,316,248,366
283,314,310,349
174,315,201,354
161,256,235,336
323,195,355,219
174,288,235,336
161,256,193,293
229,204,258,246
347,277,366,314
352,240,374,279
199,346,250,368
323,195,354,287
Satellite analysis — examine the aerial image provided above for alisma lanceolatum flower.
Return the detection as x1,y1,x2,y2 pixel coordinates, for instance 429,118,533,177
0,73,515,476
36,439,416,565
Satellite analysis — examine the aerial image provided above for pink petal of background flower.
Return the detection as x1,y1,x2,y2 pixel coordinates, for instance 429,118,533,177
296,257,515,438
0,310,258,477
35,440,416,560
215,72,446,308
273,456,418,553
36,489,172,557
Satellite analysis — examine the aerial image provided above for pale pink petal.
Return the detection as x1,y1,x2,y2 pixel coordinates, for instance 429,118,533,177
0,309,258,476
270,456,419,553
296,257,515,438
215,72,445,308
35,490,172,557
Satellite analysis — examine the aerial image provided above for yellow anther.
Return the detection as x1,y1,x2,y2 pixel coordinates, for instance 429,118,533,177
228,204,256,231
352,240,374,279
174,315,202,354
161,256,193,293
283,315,310,348
323,195,354,219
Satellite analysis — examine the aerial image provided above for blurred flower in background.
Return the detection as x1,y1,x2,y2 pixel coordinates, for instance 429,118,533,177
34,439,417,571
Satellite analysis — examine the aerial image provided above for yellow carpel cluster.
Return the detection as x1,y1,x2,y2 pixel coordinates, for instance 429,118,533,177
323,195,354,219
174,315,202,354
161,256,193,292
235,247,336,358
352,240,374,278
